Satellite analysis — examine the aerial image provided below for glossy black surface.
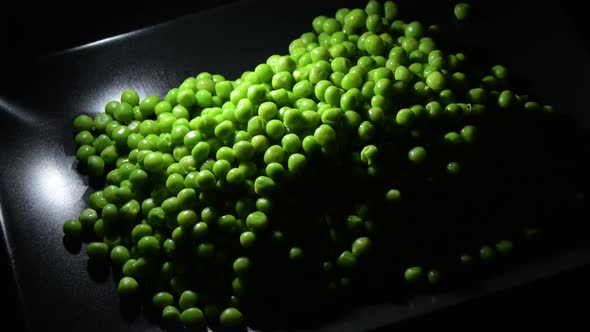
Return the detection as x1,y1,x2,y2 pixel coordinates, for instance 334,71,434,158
1,0,589,331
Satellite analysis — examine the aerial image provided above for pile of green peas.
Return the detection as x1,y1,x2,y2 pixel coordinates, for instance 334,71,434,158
64,0,571,328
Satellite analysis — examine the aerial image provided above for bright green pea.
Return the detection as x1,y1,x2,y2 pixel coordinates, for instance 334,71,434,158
246,211,268,232
266,119,286,141
404,266,423,283
179,290,199,310
63,218,82,238
280,133,301,153
226,168,245,185
117,276,139,296
263,145,285,164
110,245,130,266
461,125,476,144
180,308,204,327
73,114,94,132
408,146,427,164
337,251,358,269
247,116,266,136
498,90,515,108
152,292,174,310
219,308,244,328
454,2,471,20
240,231,257,249
138,236,160,256
265,162,285,181
86,242,109,261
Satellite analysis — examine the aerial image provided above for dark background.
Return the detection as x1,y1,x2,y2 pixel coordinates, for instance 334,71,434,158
1,0,589,331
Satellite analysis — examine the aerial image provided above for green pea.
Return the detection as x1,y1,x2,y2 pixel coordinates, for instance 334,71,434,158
480,245,496,263
428,270,442,285
352,237,372,257
314,124,337,148
404,266,423,283
246,211,268,232
219,308,244,328
180,308,204,327
408,146,427,164
225,167,244,186
247,116,266,136
454,2,471,20
117,276,139,296
179,290,199,310
266,119,286,141
161,305,181,321
496,240,513,255
239,231,257,249
498,90,515,108
63,218,82,238
86,242,109,261
258,102,278,121
143,152,163,172
446,162,461,175
265,162,285,181
233,256,252,276
72,114,94,132
110,245,130,266
461,125,476,144
152,292,174,309
337,251,358,269
358,121,376,142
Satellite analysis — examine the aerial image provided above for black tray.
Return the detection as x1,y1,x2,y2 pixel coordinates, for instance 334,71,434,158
1,0,590,331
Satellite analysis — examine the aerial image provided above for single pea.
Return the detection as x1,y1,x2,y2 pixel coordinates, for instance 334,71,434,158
263,145,285,164
110,245,131,266
428,270,442,285
496,240,513,255
143,152,163,172
454,2,471,20
266,119,286,141
460,254,473,265
180,308,204,327
461,125,476,144
179,290,199,310
233,257,252,276
258,102,278,121
247,116,266,136
408,146,427,164
117,276,139,296
396,108,415,126
152,292,174,309
426,71,446,92
491,64,508,81
246,211,268,232
226,168,245,185
446,162,461,175
219,308,244,328
404,266,423,283
365,34,385,56
72,114,94,132
138,235,160,256
76,145,96,163
314,124,337,148
162,305,181,321
239,231,257,249
352,237,372,257
404,21,424,39
191,222,208,240
265,162,285,181
63,218,82,238
480,245,496,263
358,121,376,142
337,251,358,269
498,90,515,108
86,241,109,261
87,155,105,176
